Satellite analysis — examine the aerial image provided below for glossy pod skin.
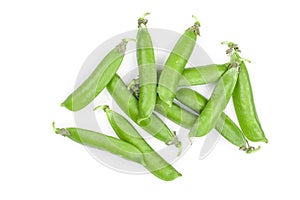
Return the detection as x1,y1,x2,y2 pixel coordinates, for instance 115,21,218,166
53,124,145,165
136,13,157,123
98,106,182,181
61,39,128,111
175,88,247,148
189,66,239,137
233,61,268,143
178,63,228,86
157,18,200,106
106,74,180,148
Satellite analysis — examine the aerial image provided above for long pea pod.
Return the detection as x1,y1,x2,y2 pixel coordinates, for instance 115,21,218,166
189,65,240,138
136,13,157,123
53,123,145,165
222,42,267,143
178,63,229,86
106,74,181,149
157,16,200,106
221,43,268,143
96,106,182,181
233,61,267,143
61,39,130,111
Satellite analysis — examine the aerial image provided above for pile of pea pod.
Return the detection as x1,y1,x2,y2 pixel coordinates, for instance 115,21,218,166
54,13,268,181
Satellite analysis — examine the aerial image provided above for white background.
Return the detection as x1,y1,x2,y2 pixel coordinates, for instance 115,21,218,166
1,0,299,199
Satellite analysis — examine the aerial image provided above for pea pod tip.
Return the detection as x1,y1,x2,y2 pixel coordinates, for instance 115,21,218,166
52,122,70,136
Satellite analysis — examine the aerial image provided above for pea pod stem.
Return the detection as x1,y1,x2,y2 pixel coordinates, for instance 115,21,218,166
138,12,151,27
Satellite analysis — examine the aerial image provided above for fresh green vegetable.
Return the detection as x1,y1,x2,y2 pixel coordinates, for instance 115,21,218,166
96,105,182,181
61,39,131,111
189,64,239,137
106,74,181,150
157,16,200,106
223,42,268,143
53,122,145,164
178,63,229,86
176,88,259,152
136,13,157,123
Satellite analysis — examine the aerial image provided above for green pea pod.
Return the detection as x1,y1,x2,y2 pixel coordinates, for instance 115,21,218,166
61,39,130,111
53,123,145,165
233,61,268,143
96,106,182,181
137,13,157,123
189,66,239,137
106,74,181,149
175,88,247,148
178,63,229,86
157,16,200,106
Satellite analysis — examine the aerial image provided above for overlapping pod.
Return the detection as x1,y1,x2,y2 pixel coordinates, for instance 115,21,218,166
157,16,200,106
175,88,248,148
129,79,248,149
106,74,181,149
189,65,240,137
97,106,182,181
136,13,157,123
61,39,130,111
178,63,229,86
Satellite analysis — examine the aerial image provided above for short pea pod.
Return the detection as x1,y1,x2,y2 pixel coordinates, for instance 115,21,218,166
157,16,200,106
106,74,181,149
96,106,182,181
136,13,157,123
189,66,239,137
175,88,247,148
233,61,268,143
61,39,130,111
178,63,229,86
53,123,145,165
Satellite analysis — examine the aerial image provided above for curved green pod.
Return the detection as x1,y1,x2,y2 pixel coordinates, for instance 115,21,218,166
53,124,145,165
61,39,129,111
232,61,268,143
98,106,182,181
157,17,200,106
